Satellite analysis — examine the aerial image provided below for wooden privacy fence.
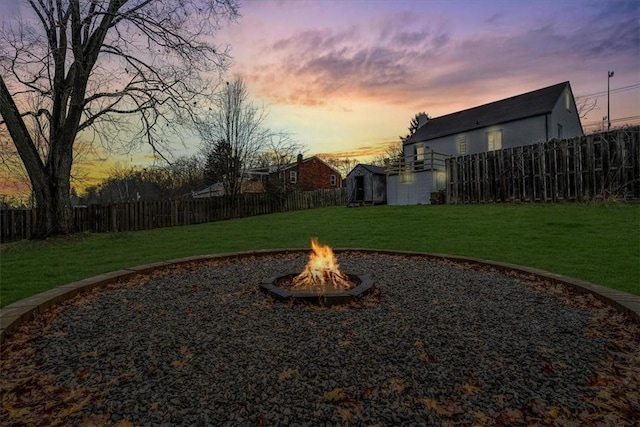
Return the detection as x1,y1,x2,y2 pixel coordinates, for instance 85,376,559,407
446,127,640,204
1,188,346,243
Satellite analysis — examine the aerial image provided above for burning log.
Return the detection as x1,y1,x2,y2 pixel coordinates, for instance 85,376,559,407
292,238,354,292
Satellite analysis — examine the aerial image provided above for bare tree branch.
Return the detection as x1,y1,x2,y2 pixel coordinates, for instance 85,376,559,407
197,78,296,198
0,0,239,237
577,97,598,119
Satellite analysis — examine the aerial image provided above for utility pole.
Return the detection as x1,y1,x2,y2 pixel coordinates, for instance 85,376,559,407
607,71,614,130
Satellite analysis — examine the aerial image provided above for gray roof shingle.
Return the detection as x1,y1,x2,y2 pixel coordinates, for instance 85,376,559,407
407,81,570,144
346,164,386,177
359,164,385,175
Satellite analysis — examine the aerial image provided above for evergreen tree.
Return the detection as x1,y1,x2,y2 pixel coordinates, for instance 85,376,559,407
401,112,430,143
203,139,241,186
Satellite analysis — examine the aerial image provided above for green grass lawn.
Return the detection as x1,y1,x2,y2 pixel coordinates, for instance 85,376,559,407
1,203,639,307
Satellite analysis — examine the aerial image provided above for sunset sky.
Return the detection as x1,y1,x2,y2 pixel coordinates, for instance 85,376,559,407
1,0,639,196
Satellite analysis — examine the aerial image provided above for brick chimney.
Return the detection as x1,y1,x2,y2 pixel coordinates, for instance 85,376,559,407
297,153,303,165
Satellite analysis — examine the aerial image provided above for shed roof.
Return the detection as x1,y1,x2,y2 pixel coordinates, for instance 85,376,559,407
347,164,386,176
407,81,570,144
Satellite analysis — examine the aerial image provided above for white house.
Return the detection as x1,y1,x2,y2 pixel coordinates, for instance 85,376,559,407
387,81,584,205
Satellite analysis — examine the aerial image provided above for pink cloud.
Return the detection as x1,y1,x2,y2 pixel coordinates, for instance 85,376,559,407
231,0,638,120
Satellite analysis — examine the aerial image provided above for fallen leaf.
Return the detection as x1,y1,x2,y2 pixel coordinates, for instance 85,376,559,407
58,394,92,418
418,397,452,415
278,368,298,382
170,360,187,368
542,362,554,375
76,367,91,380
473,410,491,424
436,404,454,416
419,398,439,410
498,408,524,423
337,407,353,421
323,388,350,403
388,377,409,393
257,413,267,426
457,383,481,395
418,352,436,363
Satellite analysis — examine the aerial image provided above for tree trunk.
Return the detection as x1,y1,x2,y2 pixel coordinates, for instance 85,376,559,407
42,175,74,238
32,178,74,238
2,1,238,238
1,78,75,238
26,151,74,238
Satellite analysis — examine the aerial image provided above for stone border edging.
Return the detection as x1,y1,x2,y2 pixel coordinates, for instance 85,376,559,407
1,249,638,345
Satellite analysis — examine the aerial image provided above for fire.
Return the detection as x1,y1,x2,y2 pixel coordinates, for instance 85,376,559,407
292,238,353,292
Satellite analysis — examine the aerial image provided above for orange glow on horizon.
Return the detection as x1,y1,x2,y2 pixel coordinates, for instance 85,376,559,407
2,1,638,203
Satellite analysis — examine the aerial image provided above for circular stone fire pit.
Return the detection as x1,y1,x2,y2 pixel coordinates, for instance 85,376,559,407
1,250,639,426
260,273,374,306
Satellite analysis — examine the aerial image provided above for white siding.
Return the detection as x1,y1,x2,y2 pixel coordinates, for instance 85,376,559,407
408,116,552,157
387,170,437,205
550,87,584,138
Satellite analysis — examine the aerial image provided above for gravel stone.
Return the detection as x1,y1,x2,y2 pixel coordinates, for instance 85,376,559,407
12,252,622,425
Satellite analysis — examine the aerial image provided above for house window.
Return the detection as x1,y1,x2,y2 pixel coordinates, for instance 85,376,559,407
289,170,297,184
457,135,468,154
415,144,425,161
557,124,563,139
330,174,337,186
486,130,502,151
565,89,571,111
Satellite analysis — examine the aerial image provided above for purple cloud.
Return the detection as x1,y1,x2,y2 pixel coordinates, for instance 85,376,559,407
237,0,638,119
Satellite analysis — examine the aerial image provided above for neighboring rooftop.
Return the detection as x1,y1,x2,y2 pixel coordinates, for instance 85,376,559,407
407,81,571,144
348,164,386,175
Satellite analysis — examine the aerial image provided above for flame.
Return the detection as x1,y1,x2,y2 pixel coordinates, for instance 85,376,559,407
292,238,353,292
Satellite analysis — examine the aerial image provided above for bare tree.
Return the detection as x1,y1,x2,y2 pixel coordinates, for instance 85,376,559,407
371,140,404,167
0,0,239,238
81,156,205,203
322,157,358,179
255,133,306,169
0,130,31,203
577,97,598,119
166,156,206,197
254,133,306,192
196,78,274,198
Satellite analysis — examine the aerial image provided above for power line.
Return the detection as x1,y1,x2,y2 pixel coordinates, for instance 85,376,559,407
575,83,640,99
582,115,640,128
583,115,640,126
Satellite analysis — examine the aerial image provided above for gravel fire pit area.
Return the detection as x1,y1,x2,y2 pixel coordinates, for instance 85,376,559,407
1,251,638,426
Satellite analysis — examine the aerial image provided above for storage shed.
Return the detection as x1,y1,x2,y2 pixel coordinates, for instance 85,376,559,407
346,164,387,206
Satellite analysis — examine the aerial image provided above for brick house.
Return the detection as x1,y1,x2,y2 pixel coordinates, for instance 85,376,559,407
266,154,342,191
